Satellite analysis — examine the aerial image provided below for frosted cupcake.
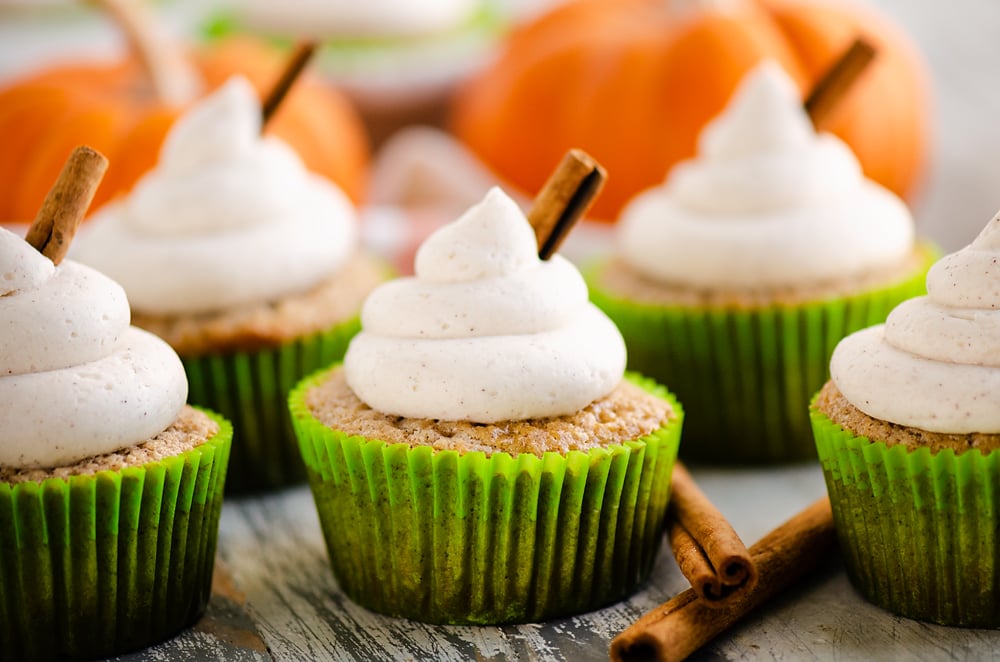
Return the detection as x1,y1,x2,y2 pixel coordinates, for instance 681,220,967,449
587,61,934,463
74,76,385,492
0,227,232,659
289,188,683,624
812,212,1000,627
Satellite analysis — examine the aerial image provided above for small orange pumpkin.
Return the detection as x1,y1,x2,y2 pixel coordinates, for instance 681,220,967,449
0,36,370,222
451,0,929,221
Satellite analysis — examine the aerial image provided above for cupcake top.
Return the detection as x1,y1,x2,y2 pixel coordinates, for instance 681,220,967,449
239,0,478,38
831,213,1000,434
617,61,914,291
74,76,358,316
344,187,626,423
0,227,188,468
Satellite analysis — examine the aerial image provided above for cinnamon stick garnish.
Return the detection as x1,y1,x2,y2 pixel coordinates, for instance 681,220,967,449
804,37,877,127
25,146,109,265
667,463,756,606
88,0,200,106
611,498,836,662
261,42,318,128
527,149,607,259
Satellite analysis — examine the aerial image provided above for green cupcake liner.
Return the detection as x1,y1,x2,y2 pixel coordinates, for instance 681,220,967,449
184,316,360,494
0,410,233,660
811,406,1000,627
289,370,683,624
588,247,934,464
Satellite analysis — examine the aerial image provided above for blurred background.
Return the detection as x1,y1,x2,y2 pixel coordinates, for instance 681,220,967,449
0,0,995,255
868,0,1000,251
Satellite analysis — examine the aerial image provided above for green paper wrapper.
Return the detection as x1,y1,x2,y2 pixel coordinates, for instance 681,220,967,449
588,248,934,464
811,406,1000,627
289,370,683,624
0,410,232,660
184,317,359,493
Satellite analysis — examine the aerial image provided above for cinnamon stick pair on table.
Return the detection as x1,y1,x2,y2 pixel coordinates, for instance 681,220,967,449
667,464,757,607
612,498,836,662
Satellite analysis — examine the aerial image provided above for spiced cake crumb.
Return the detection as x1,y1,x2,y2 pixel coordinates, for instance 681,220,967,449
305,368,675,457
1,406,220,485
815,380,1000,454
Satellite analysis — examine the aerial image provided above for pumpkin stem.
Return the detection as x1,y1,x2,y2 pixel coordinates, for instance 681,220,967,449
89,0,201,106
666,0,749,19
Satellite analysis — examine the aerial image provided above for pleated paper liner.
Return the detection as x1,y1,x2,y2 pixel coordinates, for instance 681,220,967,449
184,316,360,494
587,246,934,464
811,406,1000,628
0,410,232,660
289,370,683,624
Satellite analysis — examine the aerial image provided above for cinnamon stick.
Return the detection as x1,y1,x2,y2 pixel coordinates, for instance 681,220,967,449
527,149,607,260
667,463,756,607
804,37,877,127
610,498,836,662
261,42,318,128
25,146,109,265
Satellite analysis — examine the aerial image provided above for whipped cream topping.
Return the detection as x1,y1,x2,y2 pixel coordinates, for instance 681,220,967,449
74,76,357,315
831,214,1000,433
617,61,914,290
241,0,477,39
344,187,626,423
0,228,188,468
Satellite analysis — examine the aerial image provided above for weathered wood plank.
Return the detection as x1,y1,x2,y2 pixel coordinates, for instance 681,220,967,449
114,561,271,662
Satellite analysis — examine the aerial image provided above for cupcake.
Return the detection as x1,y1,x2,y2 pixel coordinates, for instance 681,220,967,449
73,76,385,492
0,226,232,659
811,212,1000,627
587,61,934,464
289,187,683,624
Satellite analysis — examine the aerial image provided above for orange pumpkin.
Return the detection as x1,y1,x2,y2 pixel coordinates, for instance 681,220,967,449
0,36,370,222
451,0,929,221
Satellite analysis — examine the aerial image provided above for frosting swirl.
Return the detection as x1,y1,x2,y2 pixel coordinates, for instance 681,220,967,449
0,228,188,468
831,214,1000,433
74,76,358,315
617,61,914,289
344,187,626,423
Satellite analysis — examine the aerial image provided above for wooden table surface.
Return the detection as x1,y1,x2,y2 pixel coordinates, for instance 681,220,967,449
123,464,1000,661
5,1,1000,659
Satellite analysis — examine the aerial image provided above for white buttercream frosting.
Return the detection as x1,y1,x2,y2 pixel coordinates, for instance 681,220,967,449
74,76,358,315
831,214,1000,433
344,187,626,423
0,228,188,468
617,61,914,290
240,0,477,39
